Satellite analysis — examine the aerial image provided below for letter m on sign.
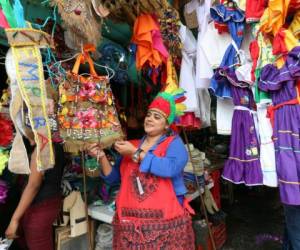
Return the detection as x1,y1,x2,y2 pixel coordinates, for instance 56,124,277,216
19,62,39,81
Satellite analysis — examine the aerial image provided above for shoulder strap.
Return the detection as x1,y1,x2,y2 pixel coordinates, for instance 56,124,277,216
129,139,140,148
153,136,176,157
129,136,176,156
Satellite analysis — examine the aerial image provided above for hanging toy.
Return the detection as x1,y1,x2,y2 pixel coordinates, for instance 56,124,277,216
49,0,101,50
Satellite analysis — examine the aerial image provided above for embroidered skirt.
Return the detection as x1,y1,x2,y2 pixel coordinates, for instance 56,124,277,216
112,212,195,250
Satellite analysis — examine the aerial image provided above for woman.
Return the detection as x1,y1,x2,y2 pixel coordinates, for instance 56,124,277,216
89,86,195,249
5,140,65,250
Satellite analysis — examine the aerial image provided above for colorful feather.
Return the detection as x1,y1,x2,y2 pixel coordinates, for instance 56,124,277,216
0,0,17,28
13,0,25,28
0,9,9,28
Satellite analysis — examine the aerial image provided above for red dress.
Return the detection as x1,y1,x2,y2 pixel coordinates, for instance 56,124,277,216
112,136,195,249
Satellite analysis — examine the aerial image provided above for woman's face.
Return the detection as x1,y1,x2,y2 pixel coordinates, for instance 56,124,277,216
144,110,168,136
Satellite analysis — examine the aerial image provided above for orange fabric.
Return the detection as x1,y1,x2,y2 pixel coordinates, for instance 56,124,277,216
132,14,168,70
267,98,298,127
72,53,98,76
116,136,186,220
289,11,300,39
260,0,291,36
260,0,299,65
272,28,299,55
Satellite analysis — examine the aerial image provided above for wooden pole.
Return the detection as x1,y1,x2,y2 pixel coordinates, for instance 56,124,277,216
182,129,217,250
81,151,92,250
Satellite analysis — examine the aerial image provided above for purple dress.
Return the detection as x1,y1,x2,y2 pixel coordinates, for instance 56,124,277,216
217,69,263,185
259,47,300,205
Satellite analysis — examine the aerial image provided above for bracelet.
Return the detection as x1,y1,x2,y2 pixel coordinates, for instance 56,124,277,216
132,148,144,163
138,149,144,163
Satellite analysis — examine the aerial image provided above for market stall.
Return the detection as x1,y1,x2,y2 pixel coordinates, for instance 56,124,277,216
0,0,300,249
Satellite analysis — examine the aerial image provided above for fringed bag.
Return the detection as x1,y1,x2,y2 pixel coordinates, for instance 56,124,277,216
57,48,123,153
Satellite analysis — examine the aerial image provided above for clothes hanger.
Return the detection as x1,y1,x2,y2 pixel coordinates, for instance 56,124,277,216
223,0,235,7
93,62,115,80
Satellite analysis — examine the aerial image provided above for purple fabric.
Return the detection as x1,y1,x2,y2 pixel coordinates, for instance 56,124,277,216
258,46,300,205
219,69,263,185
0,180,8,204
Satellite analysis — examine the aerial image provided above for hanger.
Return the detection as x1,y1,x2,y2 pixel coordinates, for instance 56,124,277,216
78,64,115,80
223,0,235,8
93,62,115,80
50,53,115,80
49,53,80,70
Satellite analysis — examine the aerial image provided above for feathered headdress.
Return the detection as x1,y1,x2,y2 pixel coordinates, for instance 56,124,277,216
148,82,186,124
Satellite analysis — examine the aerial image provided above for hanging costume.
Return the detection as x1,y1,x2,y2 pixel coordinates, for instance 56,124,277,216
210,3,245,98
250,23,278,187
219,70,263,186
195,0,212,128
259,46,300,205
178,24,201,129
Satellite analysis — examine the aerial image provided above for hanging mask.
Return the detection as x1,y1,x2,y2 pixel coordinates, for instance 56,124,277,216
50,0,101,49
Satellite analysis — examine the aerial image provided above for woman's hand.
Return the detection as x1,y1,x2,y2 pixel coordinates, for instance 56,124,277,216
5,219,19,239
114,141,137,156
87,143,105,159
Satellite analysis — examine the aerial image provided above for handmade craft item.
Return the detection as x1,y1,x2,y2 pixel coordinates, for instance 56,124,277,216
158,7,182,68
49,0,101,49
58,45,123,153
91,0,172,23
5,25,55,173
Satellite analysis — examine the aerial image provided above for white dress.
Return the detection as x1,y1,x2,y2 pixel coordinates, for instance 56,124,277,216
256,103,278,187
179,24,200,117
216,98,234,135
200,22,231,72
195,0,213,89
